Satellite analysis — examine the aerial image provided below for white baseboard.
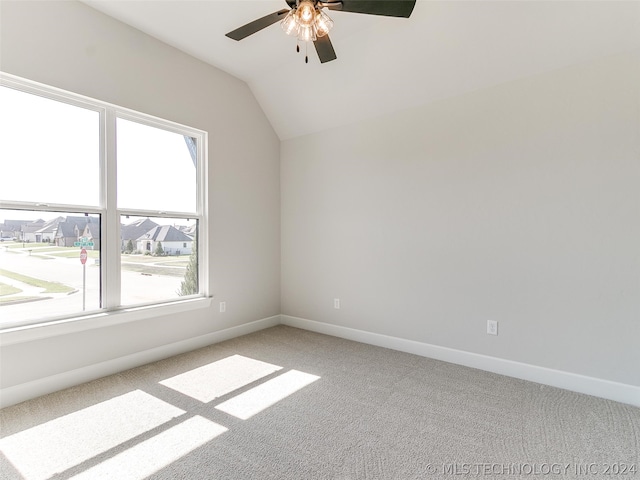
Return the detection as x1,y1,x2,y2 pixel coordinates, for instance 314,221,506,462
281,315,640,408
3,314,638,409
0,315,281,408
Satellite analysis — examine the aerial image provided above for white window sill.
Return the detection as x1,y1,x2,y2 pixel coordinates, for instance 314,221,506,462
0,297,213,347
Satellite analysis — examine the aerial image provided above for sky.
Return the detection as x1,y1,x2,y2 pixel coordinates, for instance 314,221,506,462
0,85,197,222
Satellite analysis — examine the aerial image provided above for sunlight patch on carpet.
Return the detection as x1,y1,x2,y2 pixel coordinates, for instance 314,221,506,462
0,390,185,480
215,370,320,420
159,354,282,403
70,416,227,479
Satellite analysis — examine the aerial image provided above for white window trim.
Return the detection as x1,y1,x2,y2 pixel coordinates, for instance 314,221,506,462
0,72,210,333
0,297,213,347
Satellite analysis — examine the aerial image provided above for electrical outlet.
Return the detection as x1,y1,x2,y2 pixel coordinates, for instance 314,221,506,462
487,320,498,336
219,301,226,313
334,298,340,309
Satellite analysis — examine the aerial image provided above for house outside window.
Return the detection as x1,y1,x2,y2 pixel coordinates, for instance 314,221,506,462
0,73,208,329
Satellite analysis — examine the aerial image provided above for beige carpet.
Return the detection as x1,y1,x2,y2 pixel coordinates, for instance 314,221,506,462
1,325,638,479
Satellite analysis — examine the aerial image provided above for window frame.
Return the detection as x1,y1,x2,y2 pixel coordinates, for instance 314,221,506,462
0,72,210,335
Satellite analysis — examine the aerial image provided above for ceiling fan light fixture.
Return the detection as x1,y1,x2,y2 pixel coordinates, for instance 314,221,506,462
297,0,316,26
315,9,334,37
280,1,333,44
281,9,299,36
298,24,317,42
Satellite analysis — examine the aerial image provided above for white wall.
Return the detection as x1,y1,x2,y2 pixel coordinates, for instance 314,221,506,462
281,51,640,386
0,2,280,390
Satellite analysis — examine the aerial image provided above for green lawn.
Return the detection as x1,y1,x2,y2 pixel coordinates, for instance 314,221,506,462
0,268,75,293
121,264,186,277
0,282,22,297
156,260,189,267
22,246,63,252
5,242,51,249
0,295,46,305
121,254,190,264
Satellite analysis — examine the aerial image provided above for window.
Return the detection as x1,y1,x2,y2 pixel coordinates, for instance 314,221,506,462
0,74,208,329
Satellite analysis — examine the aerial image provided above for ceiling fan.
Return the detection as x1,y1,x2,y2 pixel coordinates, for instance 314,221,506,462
226,0,417,64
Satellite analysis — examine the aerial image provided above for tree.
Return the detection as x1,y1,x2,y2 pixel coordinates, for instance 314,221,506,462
125,239,134,254
154,241,164,256
178,238,198,296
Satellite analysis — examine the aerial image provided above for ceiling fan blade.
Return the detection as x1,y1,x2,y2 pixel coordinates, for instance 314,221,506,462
226,9,290,41
314,35,337,63
326,0,416,18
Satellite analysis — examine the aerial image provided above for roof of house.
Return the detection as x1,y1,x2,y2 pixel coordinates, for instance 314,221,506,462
55,221,77,238
36,216,64,233
83,223,100,238
122,218,159,242
65,216,98,227
0,223,17,233
17,220,45,233
137,225,192,243
22,224,45,234
5,219,35,230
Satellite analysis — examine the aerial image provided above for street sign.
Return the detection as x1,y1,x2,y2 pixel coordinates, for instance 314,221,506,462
80,248,88,265
74,241,94,247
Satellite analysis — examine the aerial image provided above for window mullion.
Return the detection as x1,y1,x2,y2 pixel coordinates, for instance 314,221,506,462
197,133,209,297
102,108,120,309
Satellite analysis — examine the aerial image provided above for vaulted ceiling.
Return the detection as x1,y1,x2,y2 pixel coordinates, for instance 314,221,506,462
83,1,640,140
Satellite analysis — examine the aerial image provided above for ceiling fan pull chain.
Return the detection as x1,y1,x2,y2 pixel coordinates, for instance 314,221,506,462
296,41,300,53
305,42,309,63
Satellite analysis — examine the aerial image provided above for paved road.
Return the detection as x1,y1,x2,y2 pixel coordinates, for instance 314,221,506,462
0,246,188,325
